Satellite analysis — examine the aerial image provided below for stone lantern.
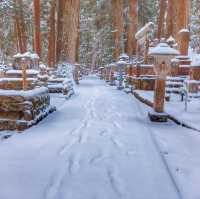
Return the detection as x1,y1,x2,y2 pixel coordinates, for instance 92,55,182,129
117,60,126,90
148,42,180,122
119,53,129,62
116,54,129,89
99,66,105,80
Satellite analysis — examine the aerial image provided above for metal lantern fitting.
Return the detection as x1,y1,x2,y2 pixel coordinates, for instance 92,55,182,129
119,53,129,62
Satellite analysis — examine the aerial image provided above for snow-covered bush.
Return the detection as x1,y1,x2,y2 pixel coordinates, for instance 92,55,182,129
56,62,75,80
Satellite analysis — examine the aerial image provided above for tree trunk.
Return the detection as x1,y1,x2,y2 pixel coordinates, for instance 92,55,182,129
166,0,174,38
14,0,27,53
33,0,41,57
56,0,66,63
111,0,124,60
75,3,80,63
126,0,137,57
47,0,56,68
176,0,188,39
156,0,166,40
63,0,80,64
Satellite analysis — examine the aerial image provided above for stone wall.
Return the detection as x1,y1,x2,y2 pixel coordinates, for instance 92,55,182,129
0,78,37,90
0,87,56,131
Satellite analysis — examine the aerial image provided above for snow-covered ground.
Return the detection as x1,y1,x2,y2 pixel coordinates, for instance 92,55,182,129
0,76,199,199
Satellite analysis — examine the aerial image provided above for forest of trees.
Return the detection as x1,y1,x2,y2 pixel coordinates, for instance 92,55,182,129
0,0,199,68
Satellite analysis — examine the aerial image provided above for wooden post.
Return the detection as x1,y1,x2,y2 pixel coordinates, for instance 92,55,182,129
22,58,28,90
153,77,166,113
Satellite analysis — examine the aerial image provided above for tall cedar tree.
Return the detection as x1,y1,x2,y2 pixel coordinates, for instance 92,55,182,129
14,0,27,53
56,0,66,63
111,0,124,60
47,0,56,67
166,0,174,38
63,0,80,64
33,0,41,57
126,0,137,57
156,0,166,40
175,0,189,40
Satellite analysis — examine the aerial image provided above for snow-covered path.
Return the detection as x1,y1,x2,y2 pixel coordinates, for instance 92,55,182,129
0,76,181,199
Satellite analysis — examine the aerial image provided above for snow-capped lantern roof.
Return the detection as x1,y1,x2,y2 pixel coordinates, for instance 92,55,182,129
31,53,40,60
21,51,33,59
191,56,200,67
149,42,180,66
117,60,127,67
13,53,23,59
109,63,115,67
149,43,180,57
119,53,129,62
179,29,190,33
14,52,40,60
